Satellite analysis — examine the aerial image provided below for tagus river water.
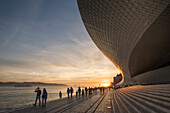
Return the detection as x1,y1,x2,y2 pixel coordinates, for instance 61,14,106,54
0,86,77,113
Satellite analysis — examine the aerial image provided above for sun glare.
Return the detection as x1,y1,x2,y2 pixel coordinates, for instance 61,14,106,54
103,83,109,87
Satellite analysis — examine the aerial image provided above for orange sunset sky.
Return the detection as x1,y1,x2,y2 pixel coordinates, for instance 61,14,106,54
0,0,120,87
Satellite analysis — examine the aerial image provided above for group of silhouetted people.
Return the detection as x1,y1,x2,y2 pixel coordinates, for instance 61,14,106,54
74,87,96,98
34,87,47,106
65,87,97,98
34,86,101,106
100,87,105,94
66,87,74,98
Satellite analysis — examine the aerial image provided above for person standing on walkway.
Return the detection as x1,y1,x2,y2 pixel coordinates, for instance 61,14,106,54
34,87,41,106
103,88,105,94
70,87,73,98
76,90,78,97
82,89,84,97
100,87,102,94
42,88,47,106
85,87,88,96
78,87,81,97
59,91,62,98
67,88,70,98
95,87,97,93
89,87,91,95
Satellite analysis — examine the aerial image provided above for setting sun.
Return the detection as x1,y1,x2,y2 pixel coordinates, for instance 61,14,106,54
103,83,109,87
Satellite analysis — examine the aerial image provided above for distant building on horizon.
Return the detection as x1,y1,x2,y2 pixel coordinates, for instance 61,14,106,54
78,0,170,86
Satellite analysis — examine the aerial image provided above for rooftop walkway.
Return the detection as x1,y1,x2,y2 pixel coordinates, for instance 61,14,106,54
11,84,170,113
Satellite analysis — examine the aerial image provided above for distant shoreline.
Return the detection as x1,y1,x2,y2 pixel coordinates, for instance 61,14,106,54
0,82,67,87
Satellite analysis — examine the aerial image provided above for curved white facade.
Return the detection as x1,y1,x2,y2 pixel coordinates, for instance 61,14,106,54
78,0,170,85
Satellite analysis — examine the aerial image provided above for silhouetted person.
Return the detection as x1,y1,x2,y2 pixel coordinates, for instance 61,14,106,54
59,91,62,98
92,88,94,93
100,88,102,94
67,88,70,98
78,87,81,97
42,88,47,106
103,88,105,94
34,87,41,106
70,87,73,98
89,87,91,95
85,87,88,96
95,87,97,93
82,89,84,97
76,91,78,97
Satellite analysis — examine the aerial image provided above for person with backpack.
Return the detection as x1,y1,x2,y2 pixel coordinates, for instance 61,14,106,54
42,88,47,106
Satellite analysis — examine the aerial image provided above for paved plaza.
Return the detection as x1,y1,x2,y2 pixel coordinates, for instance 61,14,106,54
11,84,170,113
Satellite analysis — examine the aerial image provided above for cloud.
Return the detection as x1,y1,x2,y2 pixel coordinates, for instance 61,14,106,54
0,0,120,86
0,31,120,86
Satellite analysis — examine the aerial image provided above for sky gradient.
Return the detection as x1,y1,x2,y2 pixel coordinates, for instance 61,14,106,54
0,0,119,86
